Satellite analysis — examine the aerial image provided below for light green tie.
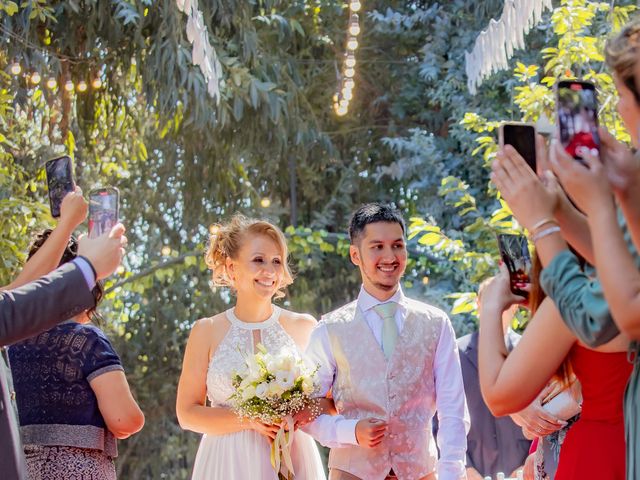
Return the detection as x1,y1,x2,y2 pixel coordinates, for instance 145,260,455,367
373,302,399,360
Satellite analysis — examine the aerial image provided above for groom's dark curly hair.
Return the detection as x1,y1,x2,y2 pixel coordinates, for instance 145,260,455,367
348,203,406,244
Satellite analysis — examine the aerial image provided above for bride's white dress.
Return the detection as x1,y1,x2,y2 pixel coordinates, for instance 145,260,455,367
191,306,326,480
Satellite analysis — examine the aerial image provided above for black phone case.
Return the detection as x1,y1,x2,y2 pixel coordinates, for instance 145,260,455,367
45,157,75,218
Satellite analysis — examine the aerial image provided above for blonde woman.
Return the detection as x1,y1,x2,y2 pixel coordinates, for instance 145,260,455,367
176,215,328,479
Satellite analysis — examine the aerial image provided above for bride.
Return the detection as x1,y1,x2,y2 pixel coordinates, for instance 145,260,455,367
176,215,328,479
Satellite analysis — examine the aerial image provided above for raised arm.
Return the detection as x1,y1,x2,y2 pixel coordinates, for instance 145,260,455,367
479,270,576,415
492,145,620,347
549,140,640,339
4,188,87,290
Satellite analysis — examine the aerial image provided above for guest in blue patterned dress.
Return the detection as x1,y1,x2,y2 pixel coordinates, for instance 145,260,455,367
8,230,144,479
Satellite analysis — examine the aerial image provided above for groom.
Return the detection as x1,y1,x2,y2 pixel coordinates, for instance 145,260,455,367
304,203,469,480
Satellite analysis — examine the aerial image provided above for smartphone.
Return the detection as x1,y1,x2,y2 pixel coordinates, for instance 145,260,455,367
88,187,119,239
556,80,600,161
45,156,75,218
496,233,532,298
498,122,537,171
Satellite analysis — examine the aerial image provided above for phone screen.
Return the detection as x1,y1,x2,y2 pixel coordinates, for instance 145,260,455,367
45,156,75,218
502,124,536,171
557,81,600,161
89,188,119,239
497,234,532,298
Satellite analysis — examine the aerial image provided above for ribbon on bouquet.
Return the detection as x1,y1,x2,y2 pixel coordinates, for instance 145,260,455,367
270,416,295,479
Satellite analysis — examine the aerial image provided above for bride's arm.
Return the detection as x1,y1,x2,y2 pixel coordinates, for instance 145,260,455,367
176,317,280,438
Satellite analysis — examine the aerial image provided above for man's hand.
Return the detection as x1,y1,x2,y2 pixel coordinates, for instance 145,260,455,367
58,187,88,230
510,385,566,438
77,223,127,279
355,418,387,448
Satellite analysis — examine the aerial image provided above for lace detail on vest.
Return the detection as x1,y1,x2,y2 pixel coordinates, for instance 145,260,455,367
205,306,299,407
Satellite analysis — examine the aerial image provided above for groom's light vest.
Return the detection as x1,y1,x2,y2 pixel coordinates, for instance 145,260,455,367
323,298,445,480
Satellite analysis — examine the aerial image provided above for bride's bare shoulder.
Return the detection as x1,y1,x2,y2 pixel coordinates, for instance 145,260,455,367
190,312,231,344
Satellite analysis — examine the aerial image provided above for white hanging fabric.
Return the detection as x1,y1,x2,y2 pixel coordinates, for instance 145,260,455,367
176,0,223,103
465,0,552,95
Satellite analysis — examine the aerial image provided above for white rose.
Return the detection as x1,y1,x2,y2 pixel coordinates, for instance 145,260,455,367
246,356,263,382
275,370,295,390
241,384,257,401
301,377,315,395
267,381,285,398
255,382,268,399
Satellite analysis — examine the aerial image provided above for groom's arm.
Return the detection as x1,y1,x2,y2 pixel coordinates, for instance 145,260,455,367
301,322,359,448
433,315,470,480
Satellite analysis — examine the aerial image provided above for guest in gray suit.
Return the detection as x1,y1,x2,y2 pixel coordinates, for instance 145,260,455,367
0,190,128,480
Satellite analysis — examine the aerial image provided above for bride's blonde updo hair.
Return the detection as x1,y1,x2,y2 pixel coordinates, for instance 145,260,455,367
205,214,294,298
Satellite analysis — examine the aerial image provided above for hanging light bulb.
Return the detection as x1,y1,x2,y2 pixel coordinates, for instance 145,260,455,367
260,197,271,208
348,14,360,36
91,77,103,89
336,105,348,116
161,246,171,256
344,68,355,78
346,37,358,51
209,224,219,235
350,1,362,12
46,77,57,89
343,89,353,101
344,78,355,90
64,80,74,92
30,72,41,85
345,54,356,68
77,80,88,92
10,62,21,75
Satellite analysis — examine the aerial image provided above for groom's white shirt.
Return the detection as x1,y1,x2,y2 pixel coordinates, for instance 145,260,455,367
304,286,469,480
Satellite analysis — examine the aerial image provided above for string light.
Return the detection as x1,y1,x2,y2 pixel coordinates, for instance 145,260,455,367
91,77,103,89
161,246,171,256
209,224,219,235
76,80,88,92
348,14,361,36
260,197,271,208
64,80,74,92
10,62,21,75
30,72,41,85
46,77,57,89
333,2,362,116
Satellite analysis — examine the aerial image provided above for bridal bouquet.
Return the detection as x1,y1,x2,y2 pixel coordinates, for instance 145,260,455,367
229,344,320,479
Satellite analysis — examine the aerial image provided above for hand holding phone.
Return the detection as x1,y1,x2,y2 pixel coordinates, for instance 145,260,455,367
499,122,537,172
496,234,532,298
556,80,600,162
88,187,120,239
45,156,75,218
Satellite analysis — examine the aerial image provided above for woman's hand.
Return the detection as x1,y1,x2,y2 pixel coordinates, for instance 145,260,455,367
479,265,528,317
58,186,88,230
492,145,559,232
549,141,615,216
248,419,282,440
598,127,640,196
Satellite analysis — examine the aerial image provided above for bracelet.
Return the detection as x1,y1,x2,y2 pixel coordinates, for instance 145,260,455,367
532,226,561,243
529,217,556,233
